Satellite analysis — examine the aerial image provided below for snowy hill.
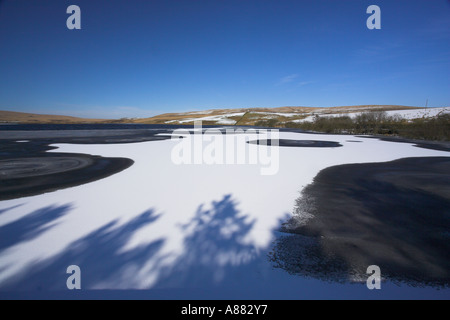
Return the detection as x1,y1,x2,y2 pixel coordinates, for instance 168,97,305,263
135,105,449,126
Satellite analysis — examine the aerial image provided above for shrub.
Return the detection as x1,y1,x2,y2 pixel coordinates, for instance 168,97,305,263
255,118,280,127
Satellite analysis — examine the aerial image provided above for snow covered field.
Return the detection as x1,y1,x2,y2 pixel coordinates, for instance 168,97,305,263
292,106,450,123
162,107,450,126
0,129,449,299
166,112,246,125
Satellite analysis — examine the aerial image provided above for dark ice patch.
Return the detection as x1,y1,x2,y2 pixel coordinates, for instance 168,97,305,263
248,139,342,148
0,139,133,200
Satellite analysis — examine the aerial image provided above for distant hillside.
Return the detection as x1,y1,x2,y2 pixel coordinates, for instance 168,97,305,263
2,105,444,126
0,110,108,124
133,105,423,126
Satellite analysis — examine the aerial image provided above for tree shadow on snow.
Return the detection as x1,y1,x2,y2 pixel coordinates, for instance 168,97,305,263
154,194,259,289
0,204,72,253
0,204,24,216
1,209,164,290
1,194,268,294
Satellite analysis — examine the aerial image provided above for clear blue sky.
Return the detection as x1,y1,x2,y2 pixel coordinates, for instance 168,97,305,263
0,0,449,118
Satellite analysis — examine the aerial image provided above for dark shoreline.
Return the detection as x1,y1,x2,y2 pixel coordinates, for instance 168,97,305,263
2,123,449,150
356,135,450,152
273,156,450,287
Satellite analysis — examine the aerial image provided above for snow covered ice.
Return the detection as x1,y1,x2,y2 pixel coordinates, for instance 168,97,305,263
0,129,449,298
